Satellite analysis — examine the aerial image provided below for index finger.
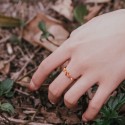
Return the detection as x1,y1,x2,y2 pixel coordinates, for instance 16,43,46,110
29,42,71,91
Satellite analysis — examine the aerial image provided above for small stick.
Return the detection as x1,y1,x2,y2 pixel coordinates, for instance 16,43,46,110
18,66,38,81
0,35,11,44
0,112,11,124
15,88,35,99
14,47,41,81
7,117,52,125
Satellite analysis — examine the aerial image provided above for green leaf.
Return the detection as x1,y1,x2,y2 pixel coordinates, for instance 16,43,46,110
38,21,48,33
108,93,125,111
93,119,110,125
93,93,125,125
0,78,14,96
5,91,14,98
73,5,88,24
0,15,23,28
0,103,14,114
38,21,54,40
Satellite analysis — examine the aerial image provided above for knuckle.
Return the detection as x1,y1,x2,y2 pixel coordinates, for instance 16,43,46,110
61,39,74,53
64,94,76,108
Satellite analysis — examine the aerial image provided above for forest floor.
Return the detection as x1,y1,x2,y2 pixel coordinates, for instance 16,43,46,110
0,0,125,125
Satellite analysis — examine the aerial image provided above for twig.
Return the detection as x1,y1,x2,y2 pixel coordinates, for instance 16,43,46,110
0,112,11,124
14,47,41,81
24,105,41,125
15,88,35,99
18,66,38,81
0,35,11,44
31,104,41,121
7,117,52,125
4,55,16,64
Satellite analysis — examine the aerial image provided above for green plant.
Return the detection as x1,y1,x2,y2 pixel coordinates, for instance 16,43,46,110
0,78,14,98
0,78,15,114
73,5,88,24
38,21,54,40
0,103,14,114
93,93,125,125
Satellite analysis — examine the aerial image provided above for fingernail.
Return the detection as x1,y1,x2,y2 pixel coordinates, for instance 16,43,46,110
49,100,55,105
29,80,37,91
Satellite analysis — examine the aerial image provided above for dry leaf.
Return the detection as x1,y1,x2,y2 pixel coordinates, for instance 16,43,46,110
62,114,80,124
51,0,73,21
23,13,69,52
23,13,62,46
84,5,103,21
33,32,58,52
0,61,10,75
16,77,30,87
120,104,125,113
41,107,63,124
33,24,69,52
58,107,80,124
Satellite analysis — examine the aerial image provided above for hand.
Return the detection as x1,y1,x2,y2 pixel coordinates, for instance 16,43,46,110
29,9,125,122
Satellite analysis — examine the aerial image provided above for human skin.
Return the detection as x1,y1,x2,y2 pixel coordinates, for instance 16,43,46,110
29,9,125,122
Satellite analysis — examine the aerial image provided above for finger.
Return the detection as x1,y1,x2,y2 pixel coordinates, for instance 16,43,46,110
64,74,98,108
29,41,71,91
48,60,81,104
82,83,116,122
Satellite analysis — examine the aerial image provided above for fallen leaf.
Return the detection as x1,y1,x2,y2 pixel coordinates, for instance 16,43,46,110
120,104,125,113
41,107,63,124
84,5,103,21
0,14,22,28
58,107,80,124
51,0,73,21
16,76,30,87
23,13,69,52
0,61,10,75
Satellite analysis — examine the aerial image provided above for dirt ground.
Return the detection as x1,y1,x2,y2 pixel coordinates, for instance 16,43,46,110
0,0,125,125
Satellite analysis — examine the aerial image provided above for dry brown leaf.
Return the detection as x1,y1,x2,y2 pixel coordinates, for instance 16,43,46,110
33,33,58,52
33,24,69,52
58,107,80,124
41,107,63,124
120,104,125,113
0,61,10,75
62,114,80,124
23,13,69,52
16,77,30,87
84,5,103,21
51,0,73,21
85,0,110,3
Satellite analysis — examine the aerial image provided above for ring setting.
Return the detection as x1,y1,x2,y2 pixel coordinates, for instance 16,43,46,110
63,67,74,81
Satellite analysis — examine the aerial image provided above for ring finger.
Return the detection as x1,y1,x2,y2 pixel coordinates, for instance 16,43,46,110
48,60,81,104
